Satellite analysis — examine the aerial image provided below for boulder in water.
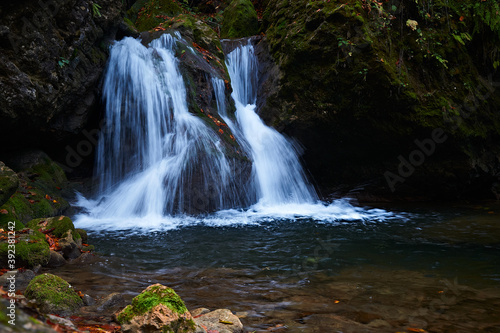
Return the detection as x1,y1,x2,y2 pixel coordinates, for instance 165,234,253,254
193,308,244,333
117,284,197,333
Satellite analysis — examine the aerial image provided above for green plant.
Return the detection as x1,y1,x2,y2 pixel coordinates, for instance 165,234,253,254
92,3,102,17
58,57,70,68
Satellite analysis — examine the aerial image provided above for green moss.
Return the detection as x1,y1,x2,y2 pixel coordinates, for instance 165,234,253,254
76,228,88,243
135,0,183,31
27,216,79,239
117,284,188,324
24,273,82,315
0,229,49,268
221,0,259,38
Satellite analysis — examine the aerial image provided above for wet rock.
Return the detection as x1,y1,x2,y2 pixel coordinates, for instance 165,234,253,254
193,308,244,333
191,307,211,317
24,273,83,316
71,252,97,265
97,292,126,312
46,314,77,330
14,269,35,290
82,294,96,306
47,250,67,268
0,161,18,208
117,284,197,333
59,230,81,260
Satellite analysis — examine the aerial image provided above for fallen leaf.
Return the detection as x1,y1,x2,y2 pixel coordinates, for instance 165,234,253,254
0,209,8,215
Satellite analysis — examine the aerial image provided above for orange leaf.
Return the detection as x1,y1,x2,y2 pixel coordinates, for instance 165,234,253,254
459,15,464,21
0,209,8,215
218,129,224,134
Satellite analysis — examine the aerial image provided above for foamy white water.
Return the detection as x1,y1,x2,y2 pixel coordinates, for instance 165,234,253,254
74,36,398,231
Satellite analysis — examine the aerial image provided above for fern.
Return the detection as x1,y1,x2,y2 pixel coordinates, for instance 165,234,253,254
471,1,500,38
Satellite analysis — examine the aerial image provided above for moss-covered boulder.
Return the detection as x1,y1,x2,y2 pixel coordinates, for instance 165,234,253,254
27,216,80,240
117,284,197,333
0,151,69,228
24,273,83,316
221,0,259,38
0,162,18,207
0,228,50,269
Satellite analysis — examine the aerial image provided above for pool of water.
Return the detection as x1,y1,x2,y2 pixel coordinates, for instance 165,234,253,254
47,202,500,332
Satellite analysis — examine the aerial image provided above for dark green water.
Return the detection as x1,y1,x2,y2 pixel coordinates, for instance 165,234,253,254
50,202,500,332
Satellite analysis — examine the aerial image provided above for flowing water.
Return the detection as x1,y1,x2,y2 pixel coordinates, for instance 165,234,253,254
68,35,500,332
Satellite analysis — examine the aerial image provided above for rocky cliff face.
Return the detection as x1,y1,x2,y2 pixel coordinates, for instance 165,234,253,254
258,0,500,200
0,0,125,151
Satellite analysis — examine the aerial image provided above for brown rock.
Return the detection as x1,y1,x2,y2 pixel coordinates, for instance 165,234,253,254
47,250,67,268
193,309,244,333
120,303,196,333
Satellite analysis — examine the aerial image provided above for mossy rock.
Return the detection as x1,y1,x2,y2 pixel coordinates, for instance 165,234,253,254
134,0,183,31
27,216,80,240
75,228,88,243
0,229,49,268
221,0,259,39
0,162,18,207
117,284,196,332
0,152,69,227
24,273,83,316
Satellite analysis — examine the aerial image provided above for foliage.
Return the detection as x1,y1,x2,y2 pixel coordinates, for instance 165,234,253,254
92,2,102,17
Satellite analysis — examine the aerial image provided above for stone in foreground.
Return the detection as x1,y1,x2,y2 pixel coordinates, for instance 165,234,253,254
117,284,197,333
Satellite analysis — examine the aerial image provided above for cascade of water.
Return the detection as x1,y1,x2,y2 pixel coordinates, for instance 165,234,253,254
74,35,394,231
223,43,318,206
87,34,242,218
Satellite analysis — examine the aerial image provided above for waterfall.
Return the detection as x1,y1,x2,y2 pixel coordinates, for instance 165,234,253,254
74,34,394,230
217,43,318,206
78,34,246,224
